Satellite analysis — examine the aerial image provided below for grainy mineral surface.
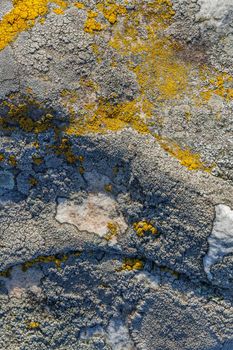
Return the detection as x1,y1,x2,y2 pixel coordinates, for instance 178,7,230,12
0,0,233,349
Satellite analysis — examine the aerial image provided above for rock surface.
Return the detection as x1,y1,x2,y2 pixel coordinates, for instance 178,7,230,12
0,0,233,349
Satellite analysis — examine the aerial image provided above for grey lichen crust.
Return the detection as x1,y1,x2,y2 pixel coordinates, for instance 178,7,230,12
0,0,233,349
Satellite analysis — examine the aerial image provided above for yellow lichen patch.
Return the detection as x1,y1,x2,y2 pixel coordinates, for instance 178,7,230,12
39,17,46,24
79,165,85,174
0,0,69,51
104,221,118,241
32,156,43,165
53,8,65,14
8,155,17,167
0,0,48,51
200,71,233,102
27,321,40,329
120,258,144,271
104,183,112,192
84,11,103,33
0,97,56,133
74,2,85,9
97,2,127,24
56,137,78,163
0,267,12,278
54,0,68,9
156,136,213,171
29,177,38,186
110,1,188,101
66,98,151,135
133,221,158,237
21,254,69,272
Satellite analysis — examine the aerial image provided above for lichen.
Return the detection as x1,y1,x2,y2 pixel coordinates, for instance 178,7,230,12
133,221,158,237
109,0,186,101
156,136,213,172
84,11,103,34
53,7,65,14
0,267,12,278
27,321,40,329
65,98,150,135
120,258,144,271
29,177,38,186
104,221,118,241
200,70,233,102
104,183,112,192
56,137,78,164
21,253,69,272
0,0,68,51
0,96,56,133
97,2,127,24
32,156,43,166
74,2,85,9
8,155,17,167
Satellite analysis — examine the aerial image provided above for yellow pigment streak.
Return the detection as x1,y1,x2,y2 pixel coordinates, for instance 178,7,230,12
0,0,68,51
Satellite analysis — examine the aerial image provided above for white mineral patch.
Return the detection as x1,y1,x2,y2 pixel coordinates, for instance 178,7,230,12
134,271,160,290
79,319,134,350
197,0,233,25
56,193,128,237
80,325,105,339
203,204,233,280
5,266,43,299
106,319,134,350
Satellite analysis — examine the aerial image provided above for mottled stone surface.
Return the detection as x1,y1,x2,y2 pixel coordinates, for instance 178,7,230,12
0,0,233,349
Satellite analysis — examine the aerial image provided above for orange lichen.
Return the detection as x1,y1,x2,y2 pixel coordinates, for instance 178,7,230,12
53,8,65,14
0,0,70,51
84,11,103,33
133,221,158,237
97,2,127,24
0,267,12,278
79,165,85,174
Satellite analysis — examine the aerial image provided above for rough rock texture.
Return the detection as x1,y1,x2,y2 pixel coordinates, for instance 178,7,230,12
0,0,233,349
